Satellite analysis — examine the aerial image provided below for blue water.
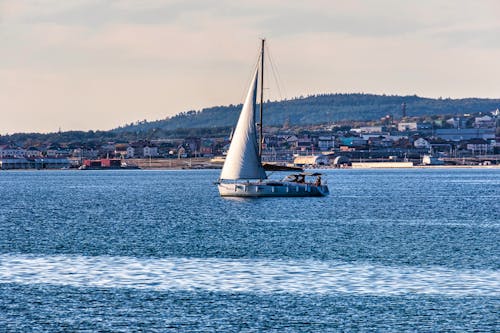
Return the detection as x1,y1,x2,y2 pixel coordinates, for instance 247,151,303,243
0,169,498,331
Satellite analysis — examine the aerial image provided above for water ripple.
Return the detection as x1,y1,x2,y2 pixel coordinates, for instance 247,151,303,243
1,254,498,296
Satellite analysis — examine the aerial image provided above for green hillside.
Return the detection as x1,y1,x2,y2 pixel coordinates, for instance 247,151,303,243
114,93,500,133
2,93,499,147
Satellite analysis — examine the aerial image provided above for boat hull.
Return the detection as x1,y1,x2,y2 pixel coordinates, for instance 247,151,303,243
218,182,329,197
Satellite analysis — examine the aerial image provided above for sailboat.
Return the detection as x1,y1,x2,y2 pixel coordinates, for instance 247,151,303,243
216,39,329,197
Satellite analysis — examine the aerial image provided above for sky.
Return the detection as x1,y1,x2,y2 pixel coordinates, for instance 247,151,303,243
1,0,500,134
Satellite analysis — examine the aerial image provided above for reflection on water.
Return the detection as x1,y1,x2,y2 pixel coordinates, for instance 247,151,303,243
1,254,498,296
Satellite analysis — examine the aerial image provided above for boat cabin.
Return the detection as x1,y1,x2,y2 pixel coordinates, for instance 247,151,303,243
283,172,323,186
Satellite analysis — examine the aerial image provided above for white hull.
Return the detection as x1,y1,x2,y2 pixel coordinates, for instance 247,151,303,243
218,181,329,197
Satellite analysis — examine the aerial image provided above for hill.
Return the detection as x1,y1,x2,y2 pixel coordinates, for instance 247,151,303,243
114,93,500,133
2,93,499,147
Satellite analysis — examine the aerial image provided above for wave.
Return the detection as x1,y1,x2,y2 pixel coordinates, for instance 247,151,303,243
1,254,498,296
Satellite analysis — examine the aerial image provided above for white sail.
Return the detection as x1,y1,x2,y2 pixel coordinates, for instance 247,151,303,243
219,68,267,180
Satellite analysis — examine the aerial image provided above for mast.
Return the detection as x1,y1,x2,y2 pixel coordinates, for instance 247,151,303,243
259,38,265,157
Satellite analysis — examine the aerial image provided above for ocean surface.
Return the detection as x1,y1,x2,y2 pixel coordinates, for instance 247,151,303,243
0,168,498,331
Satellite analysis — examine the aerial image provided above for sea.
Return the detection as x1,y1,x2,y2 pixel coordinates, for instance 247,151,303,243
0,168,498,332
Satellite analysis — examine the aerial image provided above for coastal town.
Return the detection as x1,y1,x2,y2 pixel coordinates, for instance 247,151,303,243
1,110,499,170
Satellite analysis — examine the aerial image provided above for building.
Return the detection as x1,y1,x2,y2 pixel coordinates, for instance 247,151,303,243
398,122,418,131
435,128,495,141
0,145,26,158
34,158,71,169
0,158,70,169
465,139,490,154
351,126,385,133
25,147,42,158
397,122,432,132
114,144,129,158
339,137,368,148
445,117,468,129
123,142,159,158
366,136,393,148
143,145,159,158
183,137,201,154
126,146,136,158
199,139,215,156
296,136,313,151
0,158,31,169
474,115,495,128
293,155,330,167
414,138,431,149
317,136,335,151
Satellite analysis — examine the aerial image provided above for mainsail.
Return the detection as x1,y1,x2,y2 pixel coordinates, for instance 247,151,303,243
219,68,267,180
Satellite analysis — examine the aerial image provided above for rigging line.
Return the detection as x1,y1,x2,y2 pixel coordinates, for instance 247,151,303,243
265,41,292,128
266,42,287,102
239,48,262,106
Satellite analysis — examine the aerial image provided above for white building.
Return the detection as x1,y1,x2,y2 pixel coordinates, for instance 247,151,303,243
351,126,384,134
293,155,330,167
0,146,26,158
398,122,418,131
45,148,71,157
474,115,495,128
143,146,159,158
466,139,490,154
25,147,42,158
126,146,135,158
414,138,431,149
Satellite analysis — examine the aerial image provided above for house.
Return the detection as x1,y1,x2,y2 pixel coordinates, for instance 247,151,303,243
123,142,158,158
177,146,187,158
126,146,135,158
413,138,431,149
284,135,298,148
296,136,313,151
25,147,42,158
143,145,159,158
474,115,495,128
45,144,72,158
72,148,99,159
317,136,335,151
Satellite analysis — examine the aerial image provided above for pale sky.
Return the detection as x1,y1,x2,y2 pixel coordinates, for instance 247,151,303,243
1,0,500,134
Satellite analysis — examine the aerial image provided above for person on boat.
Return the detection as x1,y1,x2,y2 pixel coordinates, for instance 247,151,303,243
314,175,322,186
296,174,305,183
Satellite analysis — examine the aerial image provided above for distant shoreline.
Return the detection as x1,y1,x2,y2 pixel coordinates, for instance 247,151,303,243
346,165,500,170
2,162,499,171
